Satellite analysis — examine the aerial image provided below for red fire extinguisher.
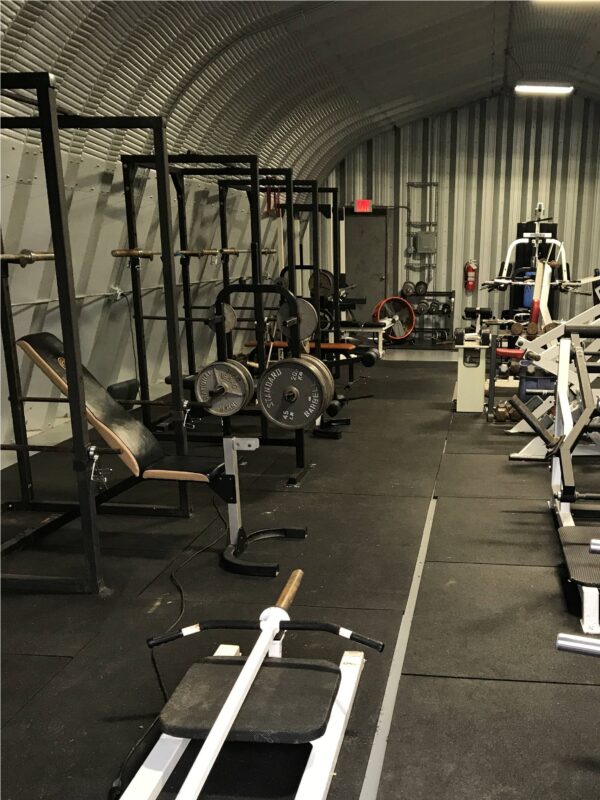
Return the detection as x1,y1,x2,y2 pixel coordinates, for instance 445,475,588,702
464,260,478,293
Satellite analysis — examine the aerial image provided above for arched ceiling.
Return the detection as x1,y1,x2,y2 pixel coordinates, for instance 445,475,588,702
2,0,599,179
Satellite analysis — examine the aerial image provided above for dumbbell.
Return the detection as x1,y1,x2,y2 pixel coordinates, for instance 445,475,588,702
511,322,524,336
401,281,416,297
429,300,441,315
440,303,451,316
415,281,428,296
498,362,510,377
509,359,521,376
415,300,429,316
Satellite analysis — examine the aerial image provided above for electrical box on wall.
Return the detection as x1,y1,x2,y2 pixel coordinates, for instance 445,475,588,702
416,231,436,254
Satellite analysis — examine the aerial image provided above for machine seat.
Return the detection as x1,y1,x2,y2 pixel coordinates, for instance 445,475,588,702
142,455,216,483
160,657,341,744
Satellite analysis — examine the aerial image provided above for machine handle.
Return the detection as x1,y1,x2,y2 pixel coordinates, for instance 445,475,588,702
275,569,304,611
556,633,600,658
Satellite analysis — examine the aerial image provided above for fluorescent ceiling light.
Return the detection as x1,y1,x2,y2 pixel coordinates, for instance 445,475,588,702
515,83,574,96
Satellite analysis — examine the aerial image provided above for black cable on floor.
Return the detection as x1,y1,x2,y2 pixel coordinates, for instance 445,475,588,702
108,498,228,799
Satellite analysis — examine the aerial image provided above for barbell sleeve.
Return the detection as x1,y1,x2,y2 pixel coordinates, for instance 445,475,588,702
275,569,304,611
1,249,55,266
111,248,156,259
590,539,600,554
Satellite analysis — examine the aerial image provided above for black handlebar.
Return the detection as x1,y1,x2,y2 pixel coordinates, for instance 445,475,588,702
147,618,384,653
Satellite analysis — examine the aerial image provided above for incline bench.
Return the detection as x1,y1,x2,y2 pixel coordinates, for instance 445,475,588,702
17,332,305,576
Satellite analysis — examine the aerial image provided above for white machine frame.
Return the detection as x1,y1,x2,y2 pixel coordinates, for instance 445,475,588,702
550,335,600,634
121,570,374,800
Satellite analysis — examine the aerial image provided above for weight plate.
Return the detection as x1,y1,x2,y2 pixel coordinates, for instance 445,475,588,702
228,358,255,404
373,296,416,341
277,297,319,341
319,309,333,332
195,360,253,416
208,303,237,333
300,353,335,407
257,357,328,429
415,281,428,296
308,269,335,298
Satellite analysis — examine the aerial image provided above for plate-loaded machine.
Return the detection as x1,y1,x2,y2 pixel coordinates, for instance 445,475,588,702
506,305,600,461
557,541,600,658
510,323,600,633
119,569,384,800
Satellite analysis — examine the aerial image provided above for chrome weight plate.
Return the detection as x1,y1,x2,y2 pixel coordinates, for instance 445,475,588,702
194,359,253,416
208,302,237,333
277,297,319,341
308,269,335,298
257,357,328,429
300,353,335,407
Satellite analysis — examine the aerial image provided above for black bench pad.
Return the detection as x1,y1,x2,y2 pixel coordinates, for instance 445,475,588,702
160,657,341,744
558,527,600,586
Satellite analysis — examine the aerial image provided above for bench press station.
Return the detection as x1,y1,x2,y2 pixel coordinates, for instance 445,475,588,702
118,569,384,799
16,332,306,577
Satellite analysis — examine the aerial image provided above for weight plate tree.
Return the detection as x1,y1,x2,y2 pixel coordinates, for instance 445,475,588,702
195,359,254,416
277,297,319,341
257,357,329,429
373,296,416,341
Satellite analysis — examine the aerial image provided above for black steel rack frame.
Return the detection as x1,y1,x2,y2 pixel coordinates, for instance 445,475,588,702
118,156,315,470
1,72,188,594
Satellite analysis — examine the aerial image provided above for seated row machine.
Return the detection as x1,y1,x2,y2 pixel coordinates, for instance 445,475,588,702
119,569,384,799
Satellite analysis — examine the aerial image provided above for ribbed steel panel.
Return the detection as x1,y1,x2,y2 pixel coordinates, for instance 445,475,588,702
331,94,600,321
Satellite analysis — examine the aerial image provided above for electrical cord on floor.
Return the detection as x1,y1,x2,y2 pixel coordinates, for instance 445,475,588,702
107,498,228,799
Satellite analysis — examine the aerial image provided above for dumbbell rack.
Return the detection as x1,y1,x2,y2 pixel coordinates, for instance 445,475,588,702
408,290,455,346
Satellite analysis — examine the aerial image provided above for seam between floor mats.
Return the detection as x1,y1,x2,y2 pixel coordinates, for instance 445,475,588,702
399,672,600,688
358,422,450,800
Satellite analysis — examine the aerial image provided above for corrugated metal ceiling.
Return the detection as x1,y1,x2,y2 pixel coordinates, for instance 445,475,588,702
1,0,599,178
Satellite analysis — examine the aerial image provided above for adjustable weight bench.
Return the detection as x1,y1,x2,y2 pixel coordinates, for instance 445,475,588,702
17,333,305,576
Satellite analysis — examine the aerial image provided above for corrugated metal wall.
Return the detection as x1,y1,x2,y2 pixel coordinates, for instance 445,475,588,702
330,93,600,320
0,134,283,445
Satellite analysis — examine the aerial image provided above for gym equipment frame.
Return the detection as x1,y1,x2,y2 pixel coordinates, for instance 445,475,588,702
117,155,308,471
120,569,384,799
0,72,189,594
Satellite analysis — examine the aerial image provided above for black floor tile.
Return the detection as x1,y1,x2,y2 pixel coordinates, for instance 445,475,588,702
380,675,600,800
140,491,431,611
403,562,600,685
446,413,518,454
428,497,562,566
436,453,550,498
1,653,71,725
0,597,397,800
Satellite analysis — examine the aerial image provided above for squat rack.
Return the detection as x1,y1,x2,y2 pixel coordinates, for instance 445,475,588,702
118,155,309,469
0,72,188,594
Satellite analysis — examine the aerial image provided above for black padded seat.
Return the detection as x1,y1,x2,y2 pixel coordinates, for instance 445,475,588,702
559,526,600,545
160,657,341,744
143,455,213,483
558,527,600,586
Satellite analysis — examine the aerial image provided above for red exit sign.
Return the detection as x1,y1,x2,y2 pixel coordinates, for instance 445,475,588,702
354,198,373,213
